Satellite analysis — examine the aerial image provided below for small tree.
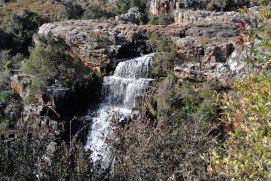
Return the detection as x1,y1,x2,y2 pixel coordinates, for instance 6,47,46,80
22,35,94,102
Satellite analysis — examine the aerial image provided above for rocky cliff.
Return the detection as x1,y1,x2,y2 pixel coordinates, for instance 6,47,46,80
10,0,252,142
37,7,245,84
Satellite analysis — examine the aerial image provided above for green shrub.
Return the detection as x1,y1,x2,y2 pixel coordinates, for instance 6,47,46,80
147,34,178,77
206,5,271,179
22,35,94,101
113,0,149,24
58,0,84,21
0,50,24,72
207,74,271,179
0,10,44,55
9,10,44,55
207,0,258,11
149,15,174,25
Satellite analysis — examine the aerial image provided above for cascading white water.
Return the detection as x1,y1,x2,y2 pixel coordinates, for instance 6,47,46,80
85,54,154,168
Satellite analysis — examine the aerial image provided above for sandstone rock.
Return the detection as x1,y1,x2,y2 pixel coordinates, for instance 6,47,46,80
174,10,240,26
38,18,239,70
203,43,235,63
174,46,246,86
38,20,141,68
11,74,32,98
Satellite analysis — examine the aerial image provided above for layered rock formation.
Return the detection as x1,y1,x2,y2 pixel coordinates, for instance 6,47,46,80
37,8,241,73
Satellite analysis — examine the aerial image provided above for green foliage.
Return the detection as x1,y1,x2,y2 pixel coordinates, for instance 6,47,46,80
207,5,271,179
9,10,44,54
207,74,271,179
0,71,11,102
149,15,174,25
0,51,23,128
0,10,44,55
58,0,84,21
22,35,94,101
0,50,23,71
0,71,23,129
238,16,271,74
147,34,178,77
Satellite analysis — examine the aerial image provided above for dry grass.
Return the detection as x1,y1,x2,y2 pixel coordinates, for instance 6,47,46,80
0,0,60,29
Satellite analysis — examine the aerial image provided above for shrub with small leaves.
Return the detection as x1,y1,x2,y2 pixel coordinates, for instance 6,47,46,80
147,34,178,77
58,0,83,21
22,35,94,102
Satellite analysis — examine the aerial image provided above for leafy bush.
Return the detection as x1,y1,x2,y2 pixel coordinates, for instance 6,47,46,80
0,51,23,128
58,0,84,21
22,35,94,101
206,5,271,179
0,50,23,71
114,0,149,24
0,10,44,55
147,34,178,77
207,74,271,179
0,71,23,129
207,0,254,11
149,15,174,25
0,71,11,103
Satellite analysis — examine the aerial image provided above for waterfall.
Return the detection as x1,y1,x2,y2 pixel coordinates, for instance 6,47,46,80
85,54,154,168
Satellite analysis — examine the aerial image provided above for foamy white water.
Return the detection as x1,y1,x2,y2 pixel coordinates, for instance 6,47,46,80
85,54,154,168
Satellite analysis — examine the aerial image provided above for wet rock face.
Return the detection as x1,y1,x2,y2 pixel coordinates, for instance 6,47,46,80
40,80,102,118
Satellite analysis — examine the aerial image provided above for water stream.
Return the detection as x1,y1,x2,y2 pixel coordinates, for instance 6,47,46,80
85,54,154,168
